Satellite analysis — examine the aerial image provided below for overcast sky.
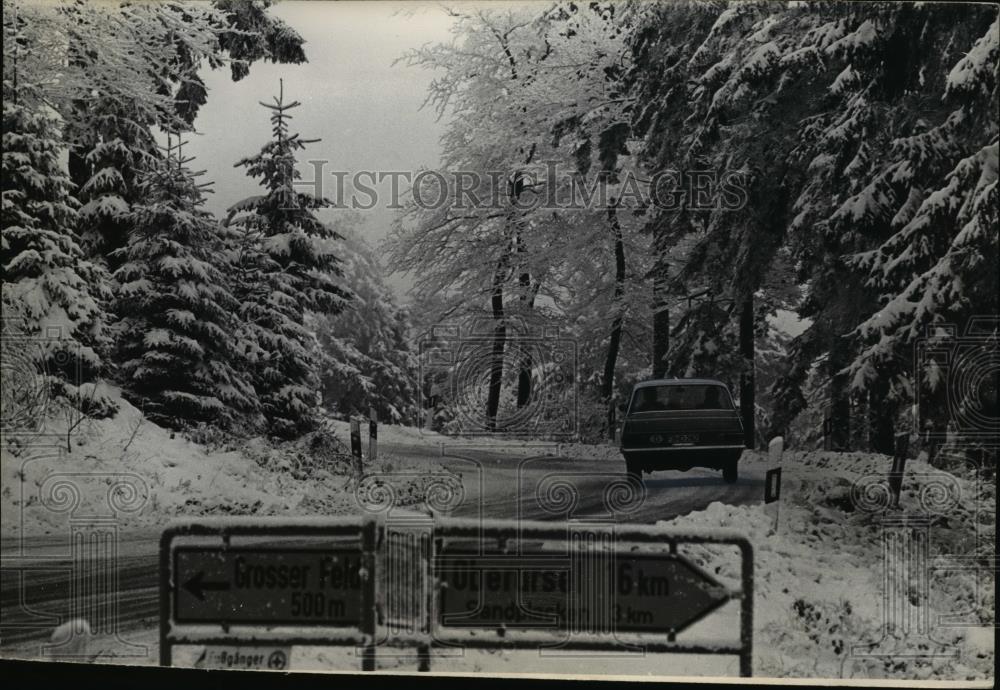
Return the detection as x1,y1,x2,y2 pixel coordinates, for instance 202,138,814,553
185,0,459,293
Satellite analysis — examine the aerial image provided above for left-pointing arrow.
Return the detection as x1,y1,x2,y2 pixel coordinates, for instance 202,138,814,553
182,571,231,601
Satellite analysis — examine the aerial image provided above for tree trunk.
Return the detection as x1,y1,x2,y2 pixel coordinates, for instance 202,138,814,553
868,374,895,454
652,275,669,379
828,339,852,451
486,256,507,432
602,204,627,440
515,230,534,409
739,297,755,449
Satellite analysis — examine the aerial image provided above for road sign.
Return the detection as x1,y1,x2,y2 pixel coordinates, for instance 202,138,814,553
431,521,753,676
195,645,291,670
437,549,730,634
173,547,364,625
160,518,377,671
161,517,753,676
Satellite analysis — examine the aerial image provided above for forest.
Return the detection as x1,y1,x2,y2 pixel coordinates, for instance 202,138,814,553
3,0,997,460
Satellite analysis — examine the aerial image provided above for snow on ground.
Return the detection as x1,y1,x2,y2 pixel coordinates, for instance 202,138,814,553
2,390,619,540
2,401,993,681
3,389,365,539
664,450,995,681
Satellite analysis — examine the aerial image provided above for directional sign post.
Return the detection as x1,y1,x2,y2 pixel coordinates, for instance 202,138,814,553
160,517,376,670
161,517,753,676
437,550,729,635
431,519,754,676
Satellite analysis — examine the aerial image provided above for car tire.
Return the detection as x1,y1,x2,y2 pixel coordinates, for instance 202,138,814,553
722,461,738,484
625,457,643,485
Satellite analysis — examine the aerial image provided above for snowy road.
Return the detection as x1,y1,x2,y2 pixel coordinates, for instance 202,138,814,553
393,443,766,523
0,444,764,650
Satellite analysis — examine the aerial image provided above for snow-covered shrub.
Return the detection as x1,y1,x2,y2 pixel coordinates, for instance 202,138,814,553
183,422,242,453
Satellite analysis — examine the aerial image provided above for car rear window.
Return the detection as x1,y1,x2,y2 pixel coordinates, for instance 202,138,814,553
629,384,734,412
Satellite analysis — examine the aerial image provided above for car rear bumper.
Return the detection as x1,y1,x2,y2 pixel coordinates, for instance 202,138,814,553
624,444,745,452
620,444,744,471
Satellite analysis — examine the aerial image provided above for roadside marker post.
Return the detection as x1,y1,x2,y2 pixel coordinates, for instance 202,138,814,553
765,436,784,532
368,407,378,463
888,432,910,509
350,419,363,477
161,517,754,676
764,468,782,534
767,436,784,464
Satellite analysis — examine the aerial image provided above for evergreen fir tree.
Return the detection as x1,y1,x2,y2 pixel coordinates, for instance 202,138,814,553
72,98,160,265
113,139,260,430
2,4,114,416
312,225,418,424
629,3,997,449
227,81,350,438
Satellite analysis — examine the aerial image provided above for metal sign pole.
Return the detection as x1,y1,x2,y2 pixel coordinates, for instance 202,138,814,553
739,539,754,677
159,529,172,667
361,518,377,671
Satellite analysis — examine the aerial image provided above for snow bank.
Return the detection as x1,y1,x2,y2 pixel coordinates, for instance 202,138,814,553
662,449,994,680
3,400,528,538
1,388,362,538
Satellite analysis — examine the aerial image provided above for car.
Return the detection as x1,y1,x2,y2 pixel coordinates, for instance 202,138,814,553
619,378,745,483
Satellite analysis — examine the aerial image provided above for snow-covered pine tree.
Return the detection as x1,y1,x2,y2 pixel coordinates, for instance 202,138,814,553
213,0,307,82
630,2,826,447
72,99,160,265
848,14,999,445
628,3,997,451
2,2,114,418
60,0,223,265
312,223,419,425
113,139,260,430
227,81,350,438
775,5,999,451
50,0,307,266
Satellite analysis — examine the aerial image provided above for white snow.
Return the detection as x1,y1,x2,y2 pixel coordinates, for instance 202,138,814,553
2,407,992,681
1,388,359,538
945,18,999,95
662,450,994,680
826,19,879,57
